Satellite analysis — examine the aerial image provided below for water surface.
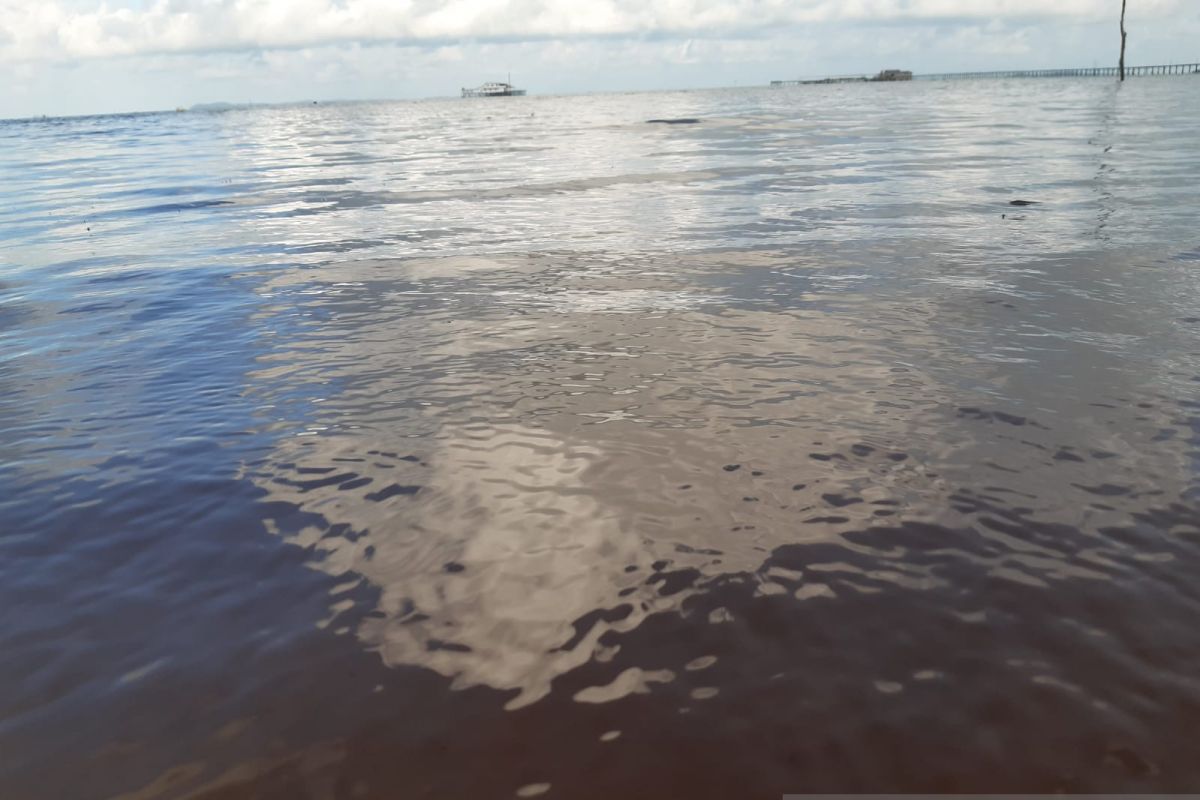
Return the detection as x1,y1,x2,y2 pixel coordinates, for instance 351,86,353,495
3,79,1200,797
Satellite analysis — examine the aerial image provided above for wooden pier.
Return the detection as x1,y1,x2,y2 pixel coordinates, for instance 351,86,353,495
919,63,1200,80
772,62,1200,86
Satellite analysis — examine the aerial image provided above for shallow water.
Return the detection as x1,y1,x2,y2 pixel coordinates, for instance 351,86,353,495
3,78,1200,798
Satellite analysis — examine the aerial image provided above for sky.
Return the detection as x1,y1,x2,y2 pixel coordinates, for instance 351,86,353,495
1,0,1197,118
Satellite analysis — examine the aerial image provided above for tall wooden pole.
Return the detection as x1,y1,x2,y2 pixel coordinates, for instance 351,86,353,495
1119,0,1128,81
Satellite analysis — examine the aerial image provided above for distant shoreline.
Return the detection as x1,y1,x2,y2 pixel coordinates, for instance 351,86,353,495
5,67,1199,124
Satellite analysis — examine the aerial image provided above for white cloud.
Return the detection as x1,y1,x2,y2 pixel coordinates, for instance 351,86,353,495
0,0,1184,63
2,0,1196,117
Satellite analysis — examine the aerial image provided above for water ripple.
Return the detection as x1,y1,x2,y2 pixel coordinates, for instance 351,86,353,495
3,79,1200,797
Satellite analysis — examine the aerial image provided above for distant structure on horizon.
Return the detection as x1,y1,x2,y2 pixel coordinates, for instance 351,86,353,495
462,81,526,98
772,62,1200,86
771,68,912,86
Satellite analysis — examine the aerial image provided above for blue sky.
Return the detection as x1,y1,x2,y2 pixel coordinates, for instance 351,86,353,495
1,0,1196,118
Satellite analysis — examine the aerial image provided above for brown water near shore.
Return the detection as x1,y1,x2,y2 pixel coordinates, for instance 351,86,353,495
2,80,1200,798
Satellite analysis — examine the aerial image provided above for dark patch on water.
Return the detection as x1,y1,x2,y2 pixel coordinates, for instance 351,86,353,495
363,483,421,502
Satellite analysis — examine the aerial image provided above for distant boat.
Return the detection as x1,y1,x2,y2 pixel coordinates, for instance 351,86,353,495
462,81,526,98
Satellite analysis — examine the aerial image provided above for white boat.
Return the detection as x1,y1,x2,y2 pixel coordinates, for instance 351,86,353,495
462,81,526,98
